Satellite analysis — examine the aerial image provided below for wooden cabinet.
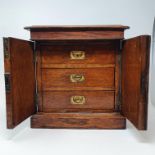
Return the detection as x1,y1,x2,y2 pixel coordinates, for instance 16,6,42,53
3,25,150,130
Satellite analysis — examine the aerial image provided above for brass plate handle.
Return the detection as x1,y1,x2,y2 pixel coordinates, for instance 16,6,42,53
70,51,85,59
70,74,85,82
70,96,86,105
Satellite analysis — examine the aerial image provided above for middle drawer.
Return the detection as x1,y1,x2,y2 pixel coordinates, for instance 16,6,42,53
42,67,115,91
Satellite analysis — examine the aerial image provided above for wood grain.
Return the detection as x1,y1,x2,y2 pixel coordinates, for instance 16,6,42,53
24,25,129,30
36,44,44,112
24,25,129,40
4,38,36,129
115,49,121,111
4,25,151,130
41,42,116,65
30,31,125,41
31,112,126,129
42,68,115,90
42,64,115,69
122,35,150,130
42,91,115,112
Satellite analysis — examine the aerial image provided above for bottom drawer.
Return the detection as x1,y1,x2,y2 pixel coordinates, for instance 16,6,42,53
42,91,115,112
31,112,126,129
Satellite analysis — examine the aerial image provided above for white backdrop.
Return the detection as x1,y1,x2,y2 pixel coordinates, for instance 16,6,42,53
0,0,155,155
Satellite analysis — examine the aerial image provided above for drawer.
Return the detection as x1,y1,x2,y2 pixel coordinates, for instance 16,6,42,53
42,68,115,91
41,42,116,66
42,91,115,112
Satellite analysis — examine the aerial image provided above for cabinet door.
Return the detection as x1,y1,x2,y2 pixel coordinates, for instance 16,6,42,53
122,35,151,130
3,38,36,129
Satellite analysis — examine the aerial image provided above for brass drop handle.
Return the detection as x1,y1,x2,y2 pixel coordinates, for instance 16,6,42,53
70,74,85,82
70,96,86,105
70,51,85,59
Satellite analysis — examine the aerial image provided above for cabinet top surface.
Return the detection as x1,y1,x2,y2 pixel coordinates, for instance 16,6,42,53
24,25,129,31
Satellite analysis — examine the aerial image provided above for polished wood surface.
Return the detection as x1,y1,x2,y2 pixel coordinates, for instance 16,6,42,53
31,112,126,129
42,64,115,69
25,25,129,30
42,68,115,90
4,25,151,130
25,25,129,40
115,49,121,111
30,31,124,41
4,38,36,128
42,91,115,112
122,35,150,130
41,43,116,65
36,45,43,112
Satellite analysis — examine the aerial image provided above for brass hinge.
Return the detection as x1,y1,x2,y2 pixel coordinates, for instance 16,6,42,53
120,40,123,51
34,41,36,51
3,38,10,59
115,86,122,111
33,41,38,112
140,72,146,95
33,42,37,63
116,50,122,111
4,73,11,92
118,90,122,111
35,93,39,112
35,93,38,104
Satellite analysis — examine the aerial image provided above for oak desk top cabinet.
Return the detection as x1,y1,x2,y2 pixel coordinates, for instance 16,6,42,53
3,25,150,130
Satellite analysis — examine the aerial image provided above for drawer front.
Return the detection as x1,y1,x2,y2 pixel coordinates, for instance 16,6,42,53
43,91,115,112
41,43,116,66
42,68,114,90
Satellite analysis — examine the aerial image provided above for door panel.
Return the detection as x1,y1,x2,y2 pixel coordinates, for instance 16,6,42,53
3,38,36,129
122,35,150,130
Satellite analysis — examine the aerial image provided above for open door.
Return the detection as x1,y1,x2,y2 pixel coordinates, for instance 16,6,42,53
3,37,36,129
122,35,151,130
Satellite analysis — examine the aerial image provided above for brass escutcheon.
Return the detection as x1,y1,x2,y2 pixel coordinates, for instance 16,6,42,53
70,74,85,82
70,51,85,59
70,96,86,105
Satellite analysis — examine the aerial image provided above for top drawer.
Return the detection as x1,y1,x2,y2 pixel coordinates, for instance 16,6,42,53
41,42,117,67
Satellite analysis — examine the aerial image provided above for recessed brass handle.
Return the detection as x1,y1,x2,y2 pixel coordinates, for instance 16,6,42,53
70,74,85,82
70,51,85,59
70,96,86,105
